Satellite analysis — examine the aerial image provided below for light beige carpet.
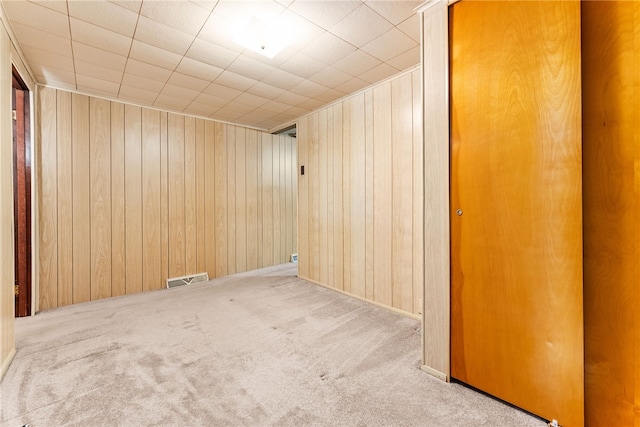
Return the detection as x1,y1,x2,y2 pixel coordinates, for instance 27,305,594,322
1,264,545,427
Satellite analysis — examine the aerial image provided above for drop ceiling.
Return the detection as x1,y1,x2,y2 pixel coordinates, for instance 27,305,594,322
1,0,422,131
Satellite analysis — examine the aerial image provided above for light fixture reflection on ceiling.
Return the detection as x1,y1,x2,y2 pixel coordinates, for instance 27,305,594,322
232,15,292,59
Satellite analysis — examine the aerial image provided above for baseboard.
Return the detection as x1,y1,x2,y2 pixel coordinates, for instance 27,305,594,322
420,364,448,382
298,275,421,321
0,347,16,382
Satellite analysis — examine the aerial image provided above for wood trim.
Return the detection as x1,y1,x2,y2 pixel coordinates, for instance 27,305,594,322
420,0,450,381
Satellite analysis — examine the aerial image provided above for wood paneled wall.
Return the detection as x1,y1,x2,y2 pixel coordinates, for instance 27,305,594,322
0,18,15,380
583,2,640,424
297,68,423,317
37,87,297,310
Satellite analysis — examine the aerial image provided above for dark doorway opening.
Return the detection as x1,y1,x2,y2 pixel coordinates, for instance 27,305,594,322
12,66,31,317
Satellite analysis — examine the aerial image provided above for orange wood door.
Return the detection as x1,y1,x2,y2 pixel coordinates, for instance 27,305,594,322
449,2,583,425
582,2,640,425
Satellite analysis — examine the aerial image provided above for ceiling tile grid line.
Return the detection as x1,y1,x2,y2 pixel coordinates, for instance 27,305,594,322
2,0,422,130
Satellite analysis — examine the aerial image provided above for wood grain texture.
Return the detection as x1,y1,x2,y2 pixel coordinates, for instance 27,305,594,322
331,104,344,291
36,89,297,309
195,119,206,273
373,83,393,307
214,122,227,277
235,127,247,272
72,93,91,303
420,0,450,380
184,116,197,275
203,120,216,278
56,90,72,306
111,102,126,297
297,116,308,279
142,108,161,291
89,98,112,300
124,104,143,295
37,87,58,310
582,2,640,425
391,74,414,313
411,69,423,316
246,129,258,271
168,113,185,278
449,2,583,425
364,91,374,301
341,103,351,294
318,109,328,285
349,94,366,299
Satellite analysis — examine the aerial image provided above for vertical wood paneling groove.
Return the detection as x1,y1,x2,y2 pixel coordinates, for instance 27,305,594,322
168,113,185,278
56,91,72,306
141,108,161,291
37,89,298,308
72,93,91,303
111,102,126,297
204,120,216,278
235,127,247,272
184,116,197,275
296,70,422,317
124,104,142,295
38,87,58,310
89,98,111,300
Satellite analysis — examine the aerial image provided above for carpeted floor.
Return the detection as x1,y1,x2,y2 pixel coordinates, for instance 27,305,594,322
1,263,545,427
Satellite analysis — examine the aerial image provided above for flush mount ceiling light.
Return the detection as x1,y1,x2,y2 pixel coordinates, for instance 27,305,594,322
232,14,292,59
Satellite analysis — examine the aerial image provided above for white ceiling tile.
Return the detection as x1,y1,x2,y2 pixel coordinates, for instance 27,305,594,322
129,40,183,71
233,92,269,108
124,58,173,82
261,68,304,91
76,74,120,94
139,0,210,36
31,64,76,85
274,0,294,6
386,45,420,71
72,42,128,70
192,92,229,108
297,98,324,111
134,16,195,56
121,73,165,92
217,101,249,115
359,62,399,84
22,46,74,72
315,88,344,103
278,9,325,51
290,79,329,98
397,14,420,43
28,1,68,15
197,11,238,47
67,0,138,37
279,52,327,79
214,70,258,91
154,94,192,110
361,28,416,62
186,38,240,69
366,1,421,26
38,76,77,91
260,100,292,114
227,56,275,81
118,84,159,103
160,84,200,101
333,76,369,94
333,50,382,76
2,1,70,38
108,0,142,14
75,60,124,83
191,0,220,12
203,83,242,100
210,1,284,22
175,58,224,81
70,18,131,56
309,66,351,88
330,4,392,48
11,22,72,56
274,90,308,106
248,82,285,100
166,72,209,92
303,31,356,65
289,1,360,29
186,102,219,117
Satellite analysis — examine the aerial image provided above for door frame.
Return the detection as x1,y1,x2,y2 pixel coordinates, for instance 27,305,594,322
418,0,451,382
12,66,32,317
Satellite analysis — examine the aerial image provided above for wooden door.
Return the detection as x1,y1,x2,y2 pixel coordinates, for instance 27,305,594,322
449,2,583,425
12,69,31,317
